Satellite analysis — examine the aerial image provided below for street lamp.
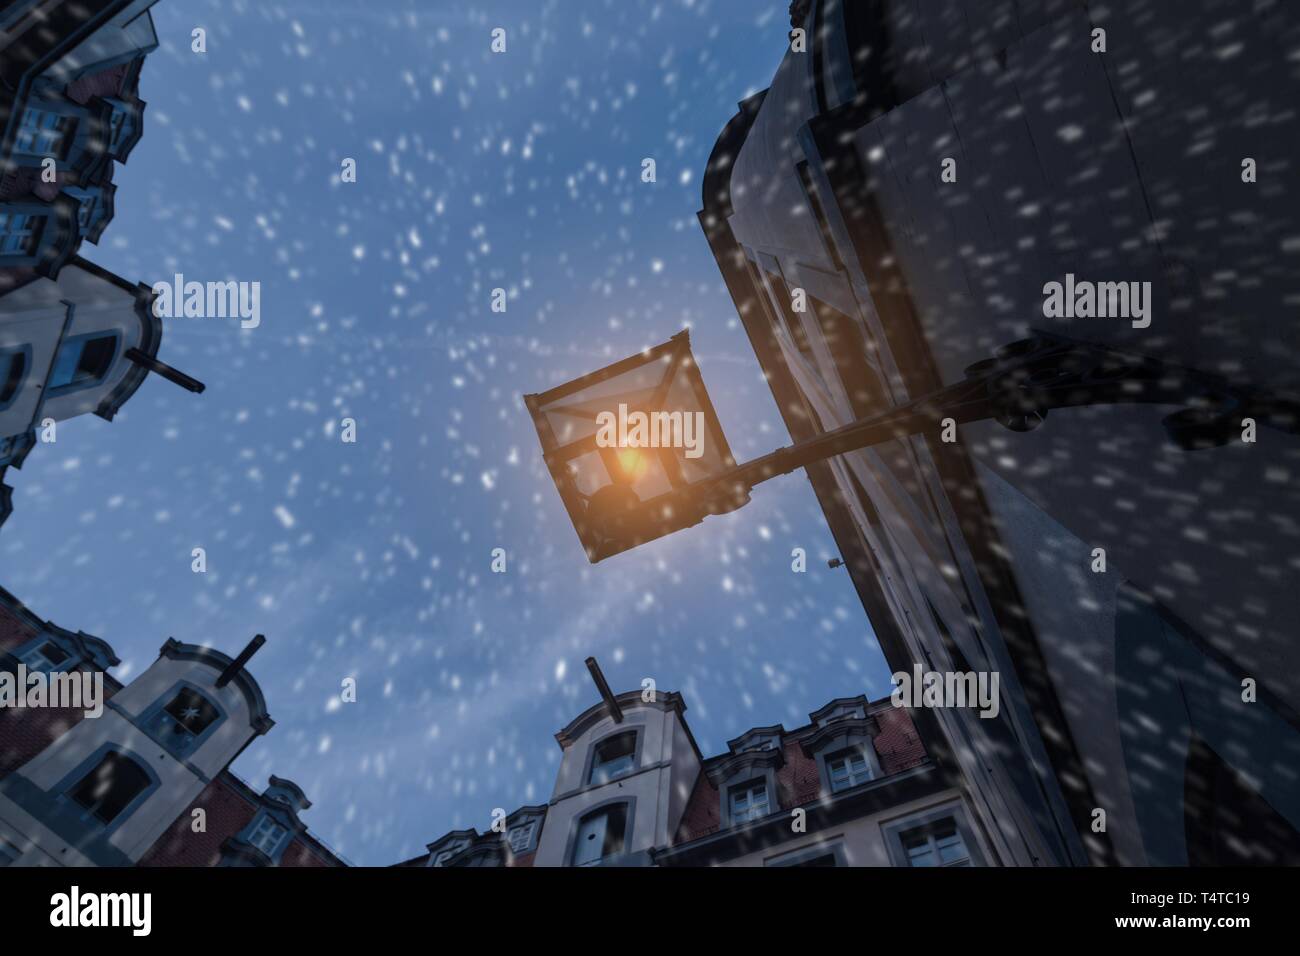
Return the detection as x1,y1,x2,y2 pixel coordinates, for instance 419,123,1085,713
523,331,741,562
527,328,1287,563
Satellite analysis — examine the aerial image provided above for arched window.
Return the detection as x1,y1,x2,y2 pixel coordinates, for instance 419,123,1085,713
146,685,221,757
68,752,151,825
571,803,628,866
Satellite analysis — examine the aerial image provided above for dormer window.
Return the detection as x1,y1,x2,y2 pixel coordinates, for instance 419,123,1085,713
827,746,873,792
801,700,883,797
508,821,536,854
729,779,770,824
145,684,222,757
19,639,70,673
589,731,636,785
431,840,469,866
160,687,219,736
248,815,289,856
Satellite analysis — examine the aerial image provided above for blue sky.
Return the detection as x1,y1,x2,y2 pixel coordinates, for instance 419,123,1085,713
0,0,892,864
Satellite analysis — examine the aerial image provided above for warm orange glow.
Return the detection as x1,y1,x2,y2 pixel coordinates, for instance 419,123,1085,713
616,448,648,481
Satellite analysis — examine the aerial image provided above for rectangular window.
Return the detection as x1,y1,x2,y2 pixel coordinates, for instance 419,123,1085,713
0,213,40,257
13,109,71,158
249,815,288,856
20,640,69,672
572,804,627,866
827,746,873,792
507,822,535,854
589,731,636,785
729,780,770,824
47,333,118,391
903,822,971,867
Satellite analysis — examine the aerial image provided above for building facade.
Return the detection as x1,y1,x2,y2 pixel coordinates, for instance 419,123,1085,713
0,0,199,529
407,685,986,868
698,0,1300,866
0,586,343,867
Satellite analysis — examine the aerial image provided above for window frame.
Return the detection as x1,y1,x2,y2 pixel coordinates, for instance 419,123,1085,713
727,778,772,825
765,840,849,867
0,211,43,258
13,106,73,159
882,803,985,868
57,745,158,834
138,680,226,759
16,635,74,674
45,331,121,397
826,744,874,793
507,820,536,855
248,813,290,857
584,727,641,788
565,797,636,867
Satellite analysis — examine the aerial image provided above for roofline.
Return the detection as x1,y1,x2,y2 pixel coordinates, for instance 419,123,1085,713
217,769,347,867
554,689,705,765
699,89,768,223
0,581,122,675
654,762,946,866
701,693,903,770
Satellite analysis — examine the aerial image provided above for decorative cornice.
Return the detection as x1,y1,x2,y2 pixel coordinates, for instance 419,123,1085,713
799,715,879,759
705,743,785,787
265,775,311,813
425,828,477,855
554,690,688,750
807,695,870,726
725,724,785,755
506,804,547,827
